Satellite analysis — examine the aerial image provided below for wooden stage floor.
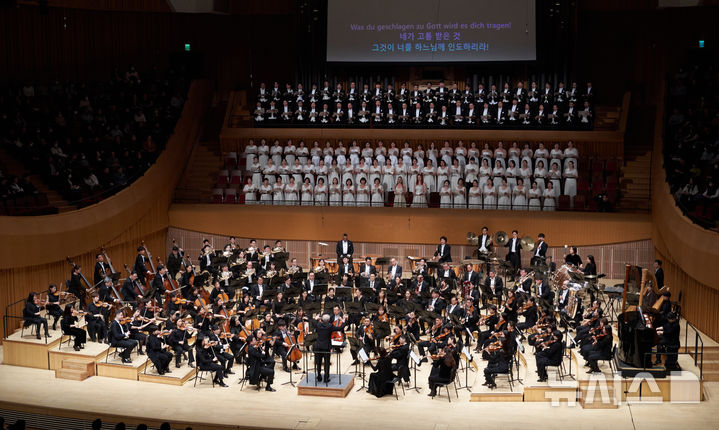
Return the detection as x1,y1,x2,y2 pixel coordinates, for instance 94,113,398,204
0,329,717,430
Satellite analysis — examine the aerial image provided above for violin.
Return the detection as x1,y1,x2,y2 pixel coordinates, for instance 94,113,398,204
430,330,450,344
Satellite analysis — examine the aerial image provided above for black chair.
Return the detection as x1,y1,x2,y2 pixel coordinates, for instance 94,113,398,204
433,367,458,402
545,343,568,381
193,364,216,388
390,376,405,400
596,345,617,374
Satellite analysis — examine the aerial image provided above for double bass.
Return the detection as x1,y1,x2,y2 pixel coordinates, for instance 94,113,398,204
99,247,123,300
66,256,94,294
123,263,146,297
141,240,157,291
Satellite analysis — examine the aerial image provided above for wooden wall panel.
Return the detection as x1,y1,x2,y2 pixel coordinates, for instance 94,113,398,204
168,204,652,248
0,81,213,340
167,226,653,281
220,127,624,158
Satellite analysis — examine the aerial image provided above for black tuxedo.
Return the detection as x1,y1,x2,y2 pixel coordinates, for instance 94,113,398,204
336,240,354,262
339,263,354,277
436,268,457,285
461,270,479,289
505,237,521,277
655,268,664,288
426,297,446,314
134,254,149,284
434,244,452,263
386,264,402,280
483,276,504,306
530,240,548,266
94,261,110,286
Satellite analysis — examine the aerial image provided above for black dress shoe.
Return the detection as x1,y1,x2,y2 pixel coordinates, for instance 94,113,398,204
73,345,81,351
265,386,276,392
420,357,428,363
316,374,322,381
122,358,132,364
323,377,330,383
138,350,145,356
176,362,181,368
292,363,300,370
218,381,228,387
428,391,436,397
188,362,195,368
227,369,235,375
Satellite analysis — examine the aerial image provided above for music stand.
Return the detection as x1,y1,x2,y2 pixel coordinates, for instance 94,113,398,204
456,346,475,391
407,334,422,392
302,302,322,318
335,287,352,302
356,348,370,391
283,286,301,302
312,284,328,300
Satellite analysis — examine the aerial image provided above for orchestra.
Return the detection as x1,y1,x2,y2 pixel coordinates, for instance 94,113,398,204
15,231,672,399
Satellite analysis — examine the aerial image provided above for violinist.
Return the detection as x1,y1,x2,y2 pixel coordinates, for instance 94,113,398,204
368,347,397,398
197,337,227,387
528,320,554,347
517,297,539,334
98,278,117,305
535,330,563,382
404,311,421,341
129,309,154,355
462,298,479,346
68,264,87,307
418,318,448,360
166,245,184,280
376,290,390,308
246,332,276,391
580,317,612,373
428,338,458,397
168,319,195,368
503,290,519,323
150,264,169,305
23,292,49,340
397,290,418,314
386,276,403,302
147,326,173,375
390,334,411,384
121,272,143,303
274,319,299,372
85,295,108,342
210,325,235,377
349,317,373,365
372,306,391,347
109,311,137,364
474,306,499,352
46,284,64,330
574,308,602,344
61,304,86,350
482,332,509,389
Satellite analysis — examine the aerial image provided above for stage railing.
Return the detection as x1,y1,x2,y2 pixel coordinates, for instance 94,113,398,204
683,319,704,381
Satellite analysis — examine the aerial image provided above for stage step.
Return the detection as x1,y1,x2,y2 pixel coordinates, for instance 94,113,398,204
579,384,619,409
61,358,95,373
469,392,523,402
700,369,719,382
55,368,92,381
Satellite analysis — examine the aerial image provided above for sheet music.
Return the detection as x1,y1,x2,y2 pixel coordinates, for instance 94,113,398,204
359,348,369,363
409,350,421,365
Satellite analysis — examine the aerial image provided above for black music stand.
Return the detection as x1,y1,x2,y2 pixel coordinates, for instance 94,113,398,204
335,287,352,302
407,332,422,392
375,257,391,278
312,284,328,301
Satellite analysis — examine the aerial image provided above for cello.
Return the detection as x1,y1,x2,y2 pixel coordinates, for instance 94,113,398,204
287,329,303,363
99,247,123,300
141,240,157,290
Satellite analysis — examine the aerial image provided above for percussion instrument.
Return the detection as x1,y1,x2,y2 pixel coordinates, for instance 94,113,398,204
492,231,509,246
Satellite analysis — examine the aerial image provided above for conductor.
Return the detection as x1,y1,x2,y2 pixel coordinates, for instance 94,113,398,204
312,313,348,382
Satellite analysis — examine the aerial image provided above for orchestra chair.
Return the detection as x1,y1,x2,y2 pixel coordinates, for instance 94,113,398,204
544,343,569,382
596,345,617,374
58,326,74,350
237,361,266,391
193,364,216,388
20,319,48,343
433,367,459,403
104,332,137,365
390,375,405,400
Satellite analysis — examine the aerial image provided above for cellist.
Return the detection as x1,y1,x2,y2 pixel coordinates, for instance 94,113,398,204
273,319,300,372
